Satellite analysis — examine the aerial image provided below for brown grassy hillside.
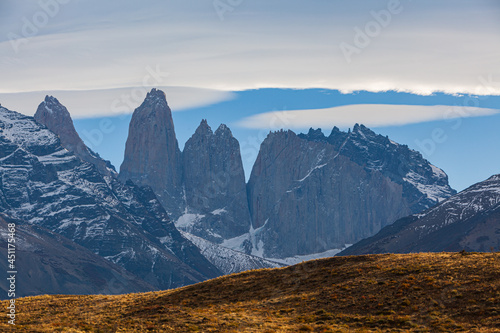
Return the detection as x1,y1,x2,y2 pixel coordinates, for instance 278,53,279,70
1,252,499,332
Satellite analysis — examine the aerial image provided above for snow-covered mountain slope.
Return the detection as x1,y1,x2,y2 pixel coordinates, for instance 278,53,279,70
0,213,153,298
220,226,352,265
0,105,220,291
339,174,500,255
181,231,283,274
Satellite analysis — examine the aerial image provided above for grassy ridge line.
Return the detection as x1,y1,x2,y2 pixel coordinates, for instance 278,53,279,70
1,252,499,332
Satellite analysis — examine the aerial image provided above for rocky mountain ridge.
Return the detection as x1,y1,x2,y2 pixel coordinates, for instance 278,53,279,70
0,104,221,292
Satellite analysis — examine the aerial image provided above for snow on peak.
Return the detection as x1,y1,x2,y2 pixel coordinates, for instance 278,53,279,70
145,88,167,103
211,208,227,215
404,171,451,203
430,164,447,179
44,104,54,114
175,212,205,231
0,107,59,150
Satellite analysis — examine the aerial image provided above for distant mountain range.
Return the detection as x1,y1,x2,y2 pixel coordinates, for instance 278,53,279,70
118,89,456,260
1,88,497,297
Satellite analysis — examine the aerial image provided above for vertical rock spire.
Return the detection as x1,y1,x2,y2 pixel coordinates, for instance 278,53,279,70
181,120,251,242
119,88,184,216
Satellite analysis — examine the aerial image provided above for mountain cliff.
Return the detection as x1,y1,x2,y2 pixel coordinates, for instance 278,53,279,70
339,174,500,255
119,88,184,217
180,120,251,242
245,126,455,258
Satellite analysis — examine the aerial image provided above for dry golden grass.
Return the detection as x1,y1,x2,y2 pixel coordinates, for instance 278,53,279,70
2,252,500,332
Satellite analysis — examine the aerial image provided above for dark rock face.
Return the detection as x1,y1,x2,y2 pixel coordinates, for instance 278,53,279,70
0,105,220,291
34,96,116,178
339,174,500,255
247,126,455,258
322,124,455,212
119,90,251,243
181,120,251,242
0,214,153,299
119,89,184,217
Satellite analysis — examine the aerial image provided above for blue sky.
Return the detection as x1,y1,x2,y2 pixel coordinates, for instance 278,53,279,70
1,0,499,191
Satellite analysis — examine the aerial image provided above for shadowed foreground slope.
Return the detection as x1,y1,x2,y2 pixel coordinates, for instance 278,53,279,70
2,253,499,332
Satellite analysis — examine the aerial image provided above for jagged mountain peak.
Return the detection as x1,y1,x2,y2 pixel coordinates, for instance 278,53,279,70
39,96,76,123
299,123,454,207
248,123,456,258
136,88,170,116
43,95,55,106
214,123,232,137
194,119,213,136
304,128,327,142
38,95,70,118
145,87,167,101
266,129,296,141
34,97,117,177
351,123,379,140
44,95,61,105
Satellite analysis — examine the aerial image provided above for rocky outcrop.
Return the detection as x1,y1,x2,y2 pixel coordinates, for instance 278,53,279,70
34,96,116,178
0,105,220,291
180,120,251,242
246,126,455,259
339,174,500,255
119,88,184,217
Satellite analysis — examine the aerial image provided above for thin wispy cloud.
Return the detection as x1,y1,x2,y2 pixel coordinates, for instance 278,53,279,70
0,87,235,118
0,0,499,102
236,104,500,130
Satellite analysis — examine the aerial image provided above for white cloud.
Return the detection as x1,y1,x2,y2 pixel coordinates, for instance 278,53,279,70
236,104,500,130
0,87,235,118
0,0,499,104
